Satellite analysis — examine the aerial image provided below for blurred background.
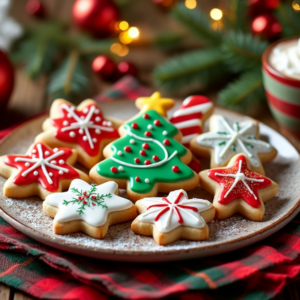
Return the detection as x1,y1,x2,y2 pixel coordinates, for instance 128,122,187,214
1,0,299,130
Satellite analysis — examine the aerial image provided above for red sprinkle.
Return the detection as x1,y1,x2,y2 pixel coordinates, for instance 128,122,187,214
111,166,118,173
140,150,146,156
163,139,170,146
124,146,131,152
154,120,161,126
143,113,149,119
172,165,180,173
135,158,141,164
131,123,138,129
144,131,152,137
145,160,151,165
152,155,159,161
142,143,149,149
82,200,87,204
135,176,141,182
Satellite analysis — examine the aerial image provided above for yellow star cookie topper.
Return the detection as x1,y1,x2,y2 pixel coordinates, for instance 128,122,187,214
135,92,174,117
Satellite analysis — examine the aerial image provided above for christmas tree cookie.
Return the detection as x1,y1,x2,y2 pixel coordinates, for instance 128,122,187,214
131,189,215,245
35,99,120,169
199,154,278,221
90,109,199,202
44,180,136,238
0,142,89,200
190,115,277,175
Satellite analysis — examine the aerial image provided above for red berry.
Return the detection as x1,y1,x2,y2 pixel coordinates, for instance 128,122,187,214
83,200,87,204
85,195,89,198
92,202,95,206
143,113,149,119
131,123,138,129
145,131,152,137
154,120,161,126
135,158,141,164
140,150,146,156
82,191,87,195
172,165,179,173
152,155,159,161
142,143,149,149
124,146,131,152
91,195,97,200
78,196,84,200
135,176,141,182
145,160,151,165
163,139,170,146
111,166,118,173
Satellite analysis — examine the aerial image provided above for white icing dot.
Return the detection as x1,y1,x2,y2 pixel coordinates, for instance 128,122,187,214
63,121,69,126
45,151,50,156
51,160,56,164
130,139,135,144
59,160,65,165
83,136,88,141
79,129,84,134
32,149,37,154
49,172,53,177
95,129,101,134
83,108,89,114
118,151,123,156
163,131,168,136
145,178,150,183
69,131,76,138
59,170,63,175
34,171,38,176
92,138,97,143
118,166,124,171
95,109,100,114
102,121,107,126
107,121,112,127
148,124,153,130
25,162,30,167
53,148,58,153
95,116,101,122
80,116,85,120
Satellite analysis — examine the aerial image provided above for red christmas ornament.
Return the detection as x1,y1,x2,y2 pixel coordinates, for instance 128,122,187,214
116,61,137,79
26,0,46,18
251,13,282,40
92,55,117,81
72,0,120,38
0,50,14,110
152,0,176,11
247,0,279,15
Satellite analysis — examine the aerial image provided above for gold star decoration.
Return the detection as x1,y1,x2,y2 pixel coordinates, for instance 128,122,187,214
135,92,174,117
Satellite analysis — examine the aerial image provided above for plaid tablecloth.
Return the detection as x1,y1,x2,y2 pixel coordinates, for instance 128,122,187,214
0,76,300,300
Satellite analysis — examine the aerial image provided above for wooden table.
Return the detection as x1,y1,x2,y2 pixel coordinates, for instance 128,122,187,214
2,0,300,299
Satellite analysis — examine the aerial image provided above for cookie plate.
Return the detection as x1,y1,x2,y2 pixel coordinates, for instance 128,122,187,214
0,102,299,262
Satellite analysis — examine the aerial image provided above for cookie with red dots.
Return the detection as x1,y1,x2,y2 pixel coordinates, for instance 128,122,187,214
131,189,215,245
199,154,278,221
0,142,89,200
35,99,120,169
90,109,199,202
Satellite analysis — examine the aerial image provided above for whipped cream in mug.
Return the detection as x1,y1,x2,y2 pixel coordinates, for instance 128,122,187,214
270,38,300,79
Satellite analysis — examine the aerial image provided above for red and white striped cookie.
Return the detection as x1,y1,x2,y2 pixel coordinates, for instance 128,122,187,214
170,95,214,147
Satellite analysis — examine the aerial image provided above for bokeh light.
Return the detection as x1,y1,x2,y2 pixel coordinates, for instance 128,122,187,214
185,0,197,9
128,27,140,39
292,1,300,11
210,8,223,21
119,21,129,31
119,31,133,44
110,43,129,57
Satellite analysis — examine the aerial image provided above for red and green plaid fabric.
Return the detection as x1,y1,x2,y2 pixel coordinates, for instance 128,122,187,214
0,76,300,300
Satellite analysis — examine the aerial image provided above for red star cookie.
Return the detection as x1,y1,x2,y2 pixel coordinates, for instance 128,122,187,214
35,99,120,169
199,154,278,221
0,142,89,200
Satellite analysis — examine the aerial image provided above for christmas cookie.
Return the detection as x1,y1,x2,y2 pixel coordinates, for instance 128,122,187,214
170,95,214,147
90,109,199,202
199,154,278,221
135,92,174,117
43,180,136,238
131,189,215,245
35,99,120,169
0,142,89,200
190,115,277,175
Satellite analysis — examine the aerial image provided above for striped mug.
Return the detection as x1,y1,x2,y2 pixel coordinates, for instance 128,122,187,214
262,37,300,138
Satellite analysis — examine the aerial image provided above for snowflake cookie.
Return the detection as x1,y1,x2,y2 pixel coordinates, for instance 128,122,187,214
0,142,89,200
190,115,277,175
199,154,278,221
131,189,215,245
35,98,120,169
43,179,137,238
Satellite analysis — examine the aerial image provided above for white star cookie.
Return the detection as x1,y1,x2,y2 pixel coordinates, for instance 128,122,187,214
131,189,215,245
43,179,137,238
190,115,277,175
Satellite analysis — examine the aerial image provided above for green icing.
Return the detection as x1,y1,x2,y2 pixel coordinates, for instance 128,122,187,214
96,110,195,194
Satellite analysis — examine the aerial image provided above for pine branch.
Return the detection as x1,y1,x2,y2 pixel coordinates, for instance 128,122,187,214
225,0,249,31
217,68,265,113
222,31,269,73
152,31,183,51
76,37,114,55
153,48,226,93
276,3,300,37
171,3,222,45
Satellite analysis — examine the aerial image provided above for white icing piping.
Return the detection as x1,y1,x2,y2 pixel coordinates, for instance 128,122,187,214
174,119,201,129
172,102,212,118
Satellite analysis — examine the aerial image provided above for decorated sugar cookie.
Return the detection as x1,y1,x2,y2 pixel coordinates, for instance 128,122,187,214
135,92,174,117
0,142,89,200
170,95,214,147
199,154,278,221
43,180,137,238
35,99,120,169
131,189,215,245
90,109,199,202
190,115,277,175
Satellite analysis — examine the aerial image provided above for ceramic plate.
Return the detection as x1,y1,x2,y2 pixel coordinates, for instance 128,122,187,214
0,102,299,262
